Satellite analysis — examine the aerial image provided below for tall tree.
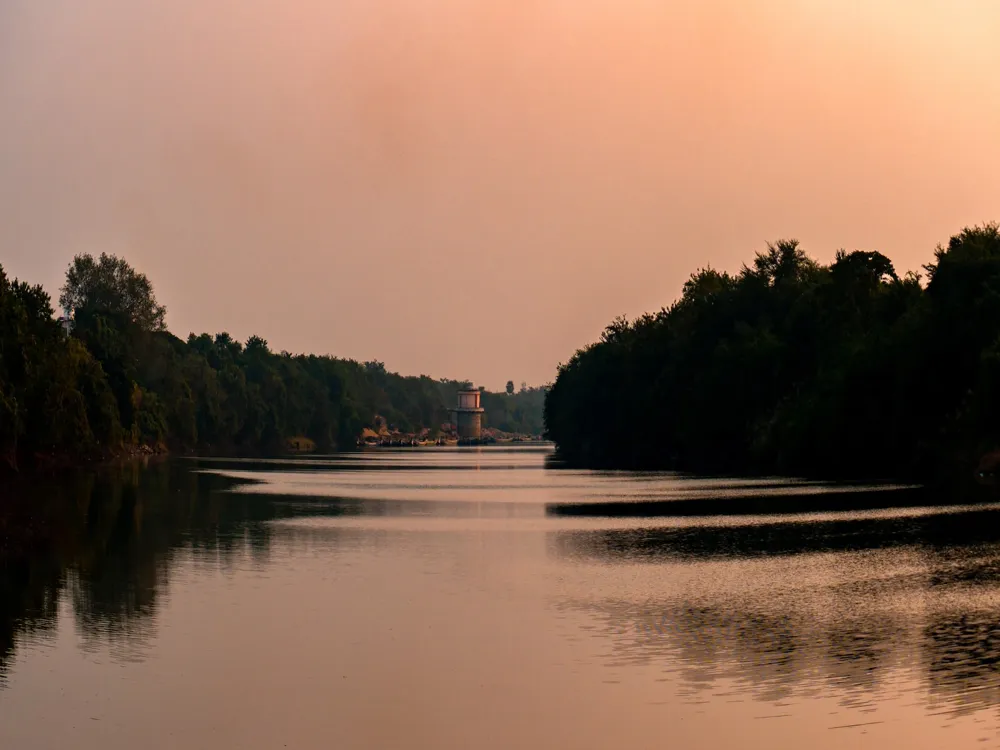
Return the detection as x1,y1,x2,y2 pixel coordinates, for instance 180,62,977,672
60,253,167,331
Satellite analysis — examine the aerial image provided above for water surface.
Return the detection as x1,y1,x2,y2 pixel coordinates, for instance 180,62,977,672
3,446,1000,748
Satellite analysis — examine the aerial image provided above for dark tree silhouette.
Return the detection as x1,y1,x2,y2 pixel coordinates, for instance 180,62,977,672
60,253,167,332
1,258,546,468
545,224,1000,482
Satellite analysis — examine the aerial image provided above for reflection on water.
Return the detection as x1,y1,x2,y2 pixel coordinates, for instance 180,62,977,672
0,464,279,683
551,549,1000,712
550,510,1000,559
3,447,1000,748
551,506,1000,719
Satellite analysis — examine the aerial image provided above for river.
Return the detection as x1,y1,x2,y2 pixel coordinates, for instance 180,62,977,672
2,445,1000,748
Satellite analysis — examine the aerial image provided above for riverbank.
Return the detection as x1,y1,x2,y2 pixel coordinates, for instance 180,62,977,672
2,442,168,476
2,255,547,477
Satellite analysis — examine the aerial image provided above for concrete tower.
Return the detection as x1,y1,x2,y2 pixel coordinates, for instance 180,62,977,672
453,386,485,440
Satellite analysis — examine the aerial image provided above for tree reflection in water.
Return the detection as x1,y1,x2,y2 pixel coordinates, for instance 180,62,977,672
550,507,1000,716
6,459,1000,725
0,461,280,682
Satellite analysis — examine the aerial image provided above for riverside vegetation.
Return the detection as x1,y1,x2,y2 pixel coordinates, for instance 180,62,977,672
0,254,545,470
544,224,1000,481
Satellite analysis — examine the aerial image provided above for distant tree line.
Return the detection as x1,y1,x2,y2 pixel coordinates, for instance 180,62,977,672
481,384,546,436
545,224,1000,481
0,253,544,470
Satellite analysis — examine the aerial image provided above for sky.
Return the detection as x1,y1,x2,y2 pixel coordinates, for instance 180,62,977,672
2,1,1000,389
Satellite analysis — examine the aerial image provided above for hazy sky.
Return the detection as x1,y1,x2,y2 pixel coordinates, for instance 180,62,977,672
2,1,999,388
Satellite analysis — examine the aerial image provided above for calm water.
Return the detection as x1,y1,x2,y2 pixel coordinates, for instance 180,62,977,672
4,446,1000,748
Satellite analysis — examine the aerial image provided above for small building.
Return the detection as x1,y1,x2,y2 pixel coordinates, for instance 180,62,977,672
452,386,485,440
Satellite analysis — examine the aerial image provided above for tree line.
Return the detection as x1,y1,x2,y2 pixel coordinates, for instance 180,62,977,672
0,254,545,470
544,224,1000,481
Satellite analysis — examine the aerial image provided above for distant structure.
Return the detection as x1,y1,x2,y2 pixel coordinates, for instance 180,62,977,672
57,308,74,337
452,386,485,440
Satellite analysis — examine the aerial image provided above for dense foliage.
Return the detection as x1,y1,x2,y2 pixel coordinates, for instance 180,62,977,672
0,255,544,470
545,225,1000,480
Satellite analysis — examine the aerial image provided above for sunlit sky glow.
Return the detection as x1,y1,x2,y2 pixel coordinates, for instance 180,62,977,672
2,1,999,387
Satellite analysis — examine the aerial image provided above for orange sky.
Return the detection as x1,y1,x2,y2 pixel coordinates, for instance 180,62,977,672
2,1,999,387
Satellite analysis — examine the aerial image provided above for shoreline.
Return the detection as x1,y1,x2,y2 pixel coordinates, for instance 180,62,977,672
2,443,170,477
